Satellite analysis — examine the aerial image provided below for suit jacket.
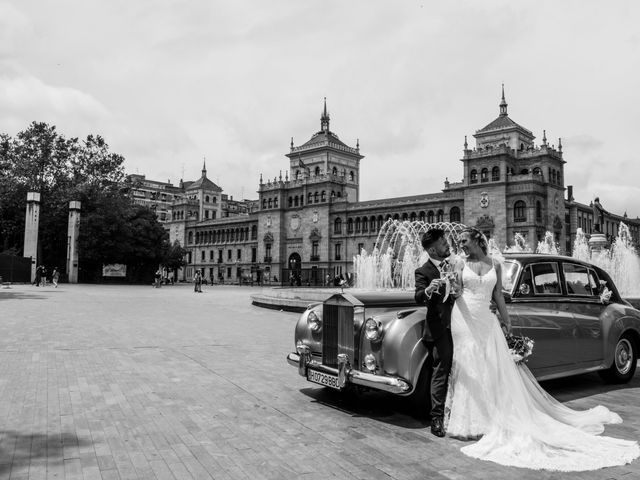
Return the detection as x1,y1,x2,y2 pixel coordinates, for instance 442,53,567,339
414,260,455,342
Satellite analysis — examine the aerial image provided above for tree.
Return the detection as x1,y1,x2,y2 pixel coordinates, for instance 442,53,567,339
162,240,188,272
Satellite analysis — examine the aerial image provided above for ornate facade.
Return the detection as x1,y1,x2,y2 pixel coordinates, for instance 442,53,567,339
162,92,640,284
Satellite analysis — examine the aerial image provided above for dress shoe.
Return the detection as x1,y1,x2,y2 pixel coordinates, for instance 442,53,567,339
430,417,445,437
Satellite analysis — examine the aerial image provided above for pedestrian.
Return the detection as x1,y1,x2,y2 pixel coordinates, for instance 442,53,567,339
34,265,43,287
154,269,162,288
52,267,60,288
40,265,47,286
194,270,202,293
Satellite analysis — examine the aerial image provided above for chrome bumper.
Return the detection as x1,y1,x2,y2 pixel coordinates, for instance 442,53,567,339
286,346,412,395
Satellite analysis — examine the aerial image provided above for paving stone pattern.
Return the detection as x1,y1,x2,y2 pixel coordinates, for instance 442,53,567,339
0,284,639,479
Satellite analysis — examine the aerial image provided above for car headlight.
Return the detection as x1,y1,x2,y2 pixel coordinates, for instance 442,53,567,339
364,317,382,342
307,308,322,332
363,353,377,372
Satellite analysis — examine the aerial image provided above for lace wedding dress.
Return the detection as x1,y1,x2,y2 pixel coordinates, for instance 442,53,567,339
445,261,639,471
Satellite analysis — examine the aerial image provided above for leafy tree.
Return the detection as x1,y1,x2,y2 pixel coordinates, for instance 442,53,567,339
162,240,188,272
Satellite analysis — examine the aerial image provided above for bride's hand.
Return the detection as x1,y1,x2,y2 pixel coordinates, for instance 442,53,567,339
501,322,512,335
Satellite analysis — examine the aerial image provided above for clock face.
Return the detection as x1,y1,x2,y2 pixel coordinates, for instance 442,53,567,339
480,192,489,208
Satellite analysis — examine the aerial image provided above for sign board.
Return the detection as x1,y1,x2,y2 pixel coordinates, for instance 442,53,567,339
102,264,127,277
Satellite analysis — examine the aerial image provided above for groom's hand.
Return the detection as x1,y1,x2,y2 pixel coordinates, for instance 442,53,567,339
425,279,444,298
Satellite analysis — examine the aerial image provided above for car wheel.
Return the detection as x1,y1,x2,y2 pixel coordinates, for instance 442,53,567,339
407,357,432,418
599,334,637,384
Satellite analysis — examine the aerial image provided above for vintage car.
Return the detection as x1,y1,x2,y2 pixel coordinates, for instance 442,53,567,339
286,253,640,410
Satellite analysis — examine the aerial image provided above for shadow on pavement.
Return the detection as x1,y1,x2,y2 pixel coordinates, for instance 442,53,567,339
0,430,91,474
0,290,47,301
541,369,640,402
300,387,430,429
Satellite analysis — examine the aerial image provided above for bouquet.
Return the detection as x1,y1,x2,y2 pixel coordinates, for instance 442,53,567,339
505,333,534,364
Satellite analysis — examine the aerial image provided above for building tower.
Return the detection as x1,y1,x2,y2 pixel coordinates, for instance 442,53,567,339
67,201,81,283
23,192,41,282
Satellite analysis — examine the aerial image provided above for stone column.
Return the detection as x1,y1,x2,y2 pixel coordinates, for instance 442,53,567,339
67,201,81,283
23,192,41,282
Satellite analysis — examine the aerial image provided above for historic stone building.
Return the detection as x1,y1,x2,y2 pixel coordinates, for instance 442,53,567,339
157,92,640,285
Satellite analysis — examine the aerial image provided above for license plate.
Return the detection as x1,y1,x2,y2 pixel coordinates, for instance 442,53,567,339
307,369,341,390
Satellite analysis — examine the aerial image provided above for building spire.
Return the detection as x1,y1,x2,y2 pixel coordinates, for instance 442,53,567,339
542,130,547,146
202,157,207,177
499,83,508,117
320,97,330,133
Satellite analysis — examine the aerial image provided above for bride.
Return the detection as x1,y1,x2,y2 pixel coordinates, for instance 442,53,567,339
444,227,639,471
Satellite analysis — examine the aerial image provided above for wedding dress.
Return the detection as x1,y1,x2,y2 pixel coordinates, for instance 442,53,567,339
445,261,640,471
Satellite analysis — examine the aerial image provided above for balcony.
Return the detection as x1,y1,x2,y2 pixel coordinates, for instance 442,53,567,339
310,255,320,262
264,256,272,263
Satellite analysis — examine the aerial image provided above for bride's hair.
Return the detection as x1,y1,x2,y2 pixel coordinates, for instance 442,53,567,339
461,227,489,255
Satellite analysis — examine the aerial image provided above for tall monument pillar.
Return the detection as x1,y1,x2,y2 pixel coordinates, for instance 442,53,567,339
67,201,81,283
23,192,41,282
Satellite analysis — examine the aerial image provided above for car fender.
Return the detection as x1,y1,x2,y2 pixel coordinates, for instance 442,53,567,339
602,304,640,366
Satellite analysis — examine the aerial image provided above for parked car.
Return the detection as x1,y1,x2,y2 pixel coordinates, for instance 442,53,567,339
286,254,640,410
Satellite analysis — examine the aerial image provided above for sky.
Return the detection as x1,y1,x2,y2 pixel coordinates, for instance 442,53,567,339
2,1,640,217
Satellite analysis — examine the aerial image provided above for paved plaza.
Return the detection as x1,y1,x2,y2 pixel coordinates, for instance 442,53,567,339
0,284,639,480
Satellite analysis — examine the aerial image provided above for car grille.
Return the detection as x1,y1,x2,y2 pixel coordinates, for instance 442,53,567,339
322,301,357,368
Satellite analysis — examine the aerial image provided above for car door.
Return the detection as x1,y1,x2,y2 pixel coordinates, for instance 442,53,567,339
511,261,577,373
562,262,605,365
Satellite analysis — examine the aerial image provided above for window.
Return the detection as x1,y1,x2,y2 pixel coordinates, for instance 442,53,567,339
227,249,232,260
294,196,299,207
288,197,293,207
314,192,319,203
362,218,368,233
514,200,527,222
268,199,272,208
209,250,214,261
205,210,209,219
321,191,326,202
251,247,257,263
334,218,342,234
450,206,461,223
332,167,337,175
315,166,320,176
237,249,241,260
227,267,231,278
530,262,561,294
251,225,257,240
427,210,434,223
274,197,278,208
262,199,266,209
308,192,313,204
436,209,444,222
205,195,210,202
491,166,500,181
188,231,193,244
470,169,478,184
312,241,319,260
218,250,223,262
201,250,205,261
358,243,364,254
349,171,354,181
355,218,361,233
266,244,272,258
536,201,542,222
347,218,353,234
335,243,342,260
564,263,599,296
481,168,488,183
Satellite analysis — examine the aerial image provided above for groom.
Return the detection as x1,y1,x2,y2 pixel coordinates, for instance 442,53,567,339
414,228,456,437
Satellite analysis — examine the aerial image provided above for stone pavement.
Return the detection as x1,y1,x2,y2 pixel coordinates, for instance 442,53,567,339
0,283,639,480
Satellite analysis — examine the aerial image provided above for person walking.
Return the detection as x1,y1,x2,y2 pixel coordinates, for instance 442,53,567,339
194,270,202,293
40,265,47,287
51,267,60,288
34,265,43,287
154,269,162,288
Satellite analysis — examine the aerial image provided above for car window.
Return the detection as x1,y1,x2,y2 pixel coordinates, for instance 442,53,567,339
563,263,598,297
530,262,561,295
515,265,534,297
502,260,520,293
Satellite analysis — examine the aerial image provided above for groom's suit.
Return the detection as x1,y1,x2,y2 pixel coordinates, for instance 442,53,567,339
415,259,455,420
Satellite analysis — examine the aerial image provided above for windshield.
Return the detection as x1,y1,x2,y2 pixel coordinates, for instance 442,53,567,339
502,260,520,293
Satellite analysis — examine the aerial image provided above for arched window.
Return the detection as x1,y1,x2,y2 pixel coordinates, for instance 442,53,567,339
321,190,326,202
251,225,257,240
362,217,368,233
427,210,434,223
410,212,417,222
436,209,444,222
334,218,342,234
332,167,337,176
514,200,527,222
267,198,272,208
205,195,210,202
188,231,193,244
294,196,299,207
470,169,478,184
230,230,235,241
288,197,293,207
347,218,354,234
393,214,400,220
331,190,335,198
336,191,342,198
450,206,461,223
402,213,409,221
349,171,354,181
273,197,278,208
557,171,562,185
262,199,266,209
481,168,489,183
419,211,425,222
533,167,541,176
355,218,361,233
377,216,383,230
314,192,319,203
314,166,320,176
520,168,529,175
295,170,300,180
491,166,500,181
308,192,313,204
536,201,542,221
